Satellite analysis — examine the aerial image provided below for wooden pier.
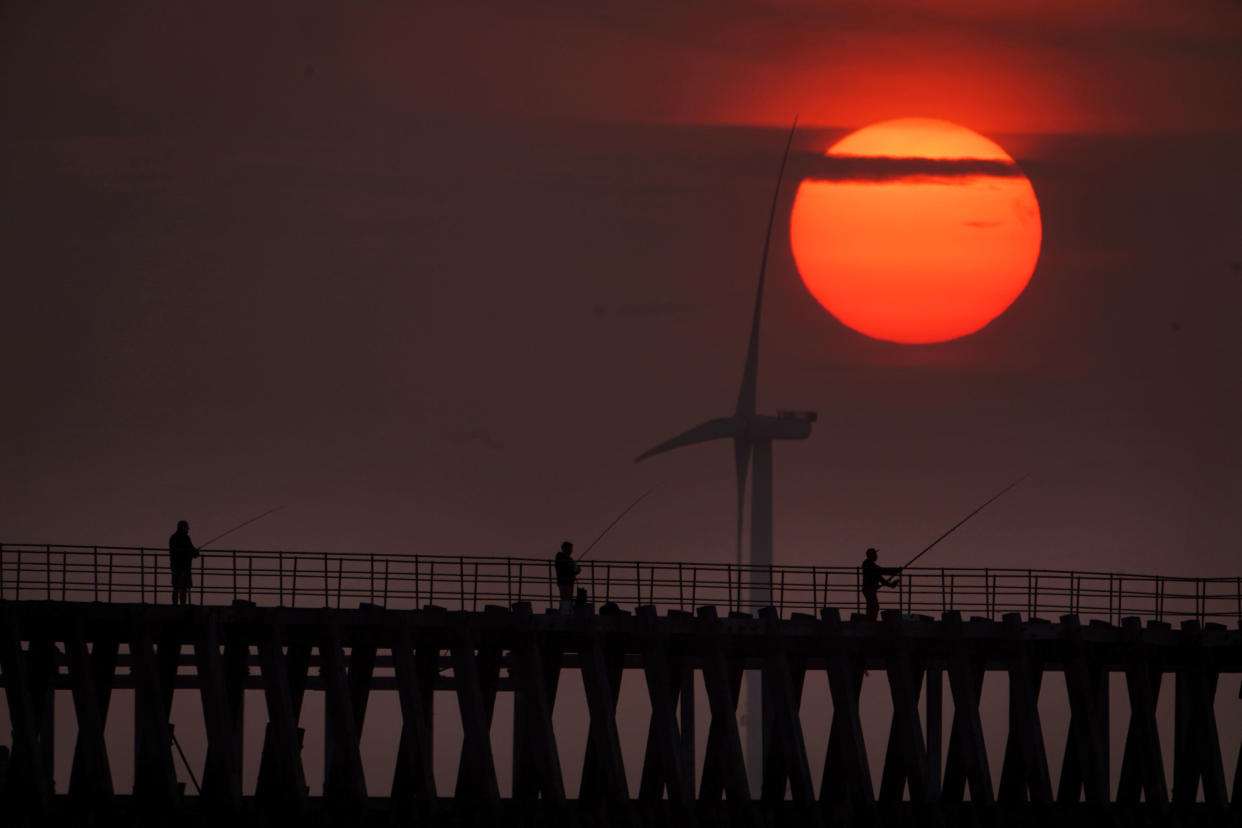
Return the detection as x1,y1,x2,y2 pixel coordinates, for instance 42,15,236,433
2,596,1240,827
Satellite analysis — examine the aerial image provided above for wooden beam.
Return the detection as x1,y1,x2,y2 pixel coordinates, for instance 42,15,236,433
578,624,631,816
1118,619,1169,811
390,618,437,818
997,614,1052,807
0,607,51,815
69,634,117,801
255,618,309,814
27,637,57,790
1058,616,1110,805
699,615,754,811
222,621,249,782
131,618,180,810
581,621,626,801
456,642,501,800
1172,621,1227,809
758,608,815,807
822,614,875,823
63,621,114,815
257,640,310,800
926,664,943,799
194,608,242,814
942,621,993,806
639,607,689,808
639,643,682,801
699,610,746,801
393,635,439,809
880,635,931,804
510,606,567,813
321,620,368,809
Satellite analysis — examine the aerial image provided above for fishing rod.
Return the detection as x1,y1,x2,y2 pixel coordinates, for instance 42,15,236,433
196,505,287,551
577,484,662,561
902,474,1030,569
170,730,201,794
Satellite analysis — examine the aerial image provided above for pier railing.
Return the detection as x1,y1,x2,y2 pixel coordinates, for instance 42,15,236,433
1,543,1239,625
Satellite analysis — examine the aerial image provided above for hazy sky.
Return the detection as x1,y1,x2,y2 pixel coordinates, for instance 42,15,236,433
3,0,1241,580
4,0,1242,803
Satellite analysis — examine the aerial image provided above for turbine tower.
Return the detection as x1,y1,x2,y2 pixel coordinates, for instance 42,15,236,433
635,121,816,789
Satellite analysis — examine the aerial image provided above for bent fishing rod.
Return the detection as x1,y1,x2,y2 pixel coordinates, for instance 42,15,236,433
577,483,662,561
902,474,1030,569
196,505,287,551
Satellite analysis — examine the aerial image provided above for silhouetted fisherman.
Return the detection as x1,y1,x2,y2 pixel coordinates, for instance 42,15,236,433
555,541,580,611
169,520,200,605
860,547,901,621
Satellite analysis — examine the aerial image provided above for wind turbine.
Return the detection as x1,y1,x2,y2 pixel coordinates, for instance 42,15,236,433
635,121,815,792
636,119,816,606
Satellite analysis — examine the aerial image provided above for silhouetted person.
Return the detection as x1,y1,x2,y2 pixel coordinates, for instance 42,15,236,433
555,541,579,611
860,547,900,621
169,520,199,605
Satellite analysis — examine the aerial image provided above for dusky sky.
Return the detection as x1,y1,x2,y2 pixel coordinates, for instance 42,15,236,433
3,0,1242,800
3,0,1239,577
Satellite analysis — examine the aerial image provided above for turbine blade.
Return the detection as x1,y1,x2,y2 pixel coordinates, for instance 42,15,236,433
734,437,752,565
736,116,798,418
635,418,740,462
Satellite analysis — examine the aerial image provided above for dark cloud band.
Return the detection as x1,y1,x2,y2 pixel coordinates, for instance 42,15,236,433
794,152,1023,183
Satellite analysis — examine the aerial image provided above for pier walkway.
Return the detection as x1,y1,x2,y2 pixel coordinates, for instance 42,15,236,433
1,544,1241,826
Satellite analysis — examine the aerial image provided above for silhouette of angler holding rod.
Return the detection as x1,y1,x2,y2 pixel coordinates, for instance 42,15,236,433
860,547,901,621
169,520,200,605
554,541,580,612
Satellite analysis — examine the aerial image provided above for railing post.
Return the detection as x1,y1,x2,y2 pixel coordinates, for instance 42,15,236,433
370,553,376,605
336,557,343,608
232,549,238,601
635,561,641,609
139,546,145,604
291,556,298,608
278,550,284,606
984,567,990,618
678,563,684,611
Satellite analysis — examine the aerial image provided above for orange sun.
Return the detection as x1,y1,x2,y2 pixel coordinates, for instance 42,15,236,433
789,118,1041,344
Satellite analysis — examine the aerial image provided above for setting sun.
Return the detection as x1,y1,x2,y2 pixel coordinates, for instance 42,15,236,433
790,118,1042,344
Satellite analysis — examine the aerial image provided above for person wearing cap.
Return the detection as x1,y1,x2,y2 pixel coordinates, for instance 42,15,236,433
860,547,901,621
168,520,200,605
